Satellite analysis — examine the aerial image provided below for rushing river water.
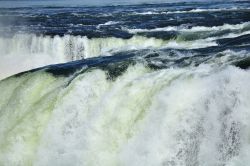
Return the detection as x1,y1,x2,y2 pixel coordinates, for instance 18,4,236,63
0,1,250,165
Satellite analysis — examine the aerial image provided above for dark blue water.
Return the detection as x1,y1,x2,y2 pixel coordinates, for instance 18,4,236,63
0,0,250,78
1,1,250,38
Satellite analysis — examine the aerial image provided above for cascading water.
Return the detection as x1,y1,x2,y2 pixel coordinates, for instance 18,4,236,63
1,63,250,166
0,0,250,165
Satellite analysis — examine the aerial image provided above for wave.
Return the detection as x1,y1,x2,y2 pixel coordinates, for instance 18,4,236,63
0,21,249,80
126,22,250,33
0,34,161,80
128,8,249,16
97,21,120,29
166,7,249,14
1,30,249,80
0,62,250,165
0,34,219,80
130,11,167,15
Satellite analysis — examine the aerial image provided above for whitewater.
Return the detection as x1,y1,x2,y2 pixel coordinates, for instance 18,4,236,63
0,0,250,166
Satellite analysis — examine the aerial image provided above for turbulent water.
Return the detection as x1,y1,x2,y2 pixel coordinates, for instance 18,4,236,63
0,1,250,166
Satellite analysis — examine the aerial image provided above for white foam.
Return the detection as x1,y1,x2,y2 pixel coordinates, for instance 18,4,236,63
126,26,178,33
97,21,120,29
126,22,250,34
167,7,245,14
129,8,244,16
120,66,250,166
1,64,250,165
131,11,167,15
